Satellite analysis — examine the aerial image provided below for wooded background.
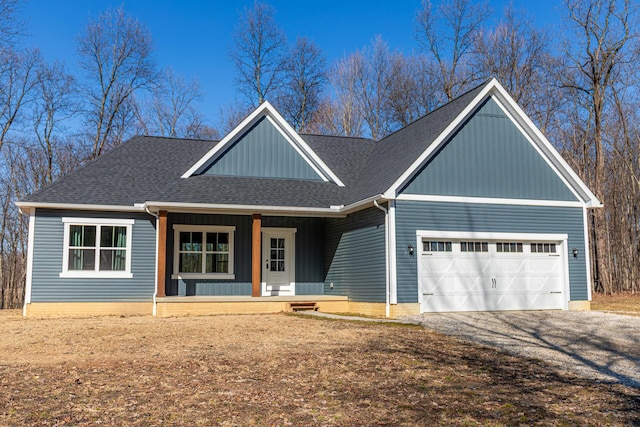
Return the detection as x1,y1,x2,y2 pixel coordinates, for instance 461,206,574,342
1,0,638,308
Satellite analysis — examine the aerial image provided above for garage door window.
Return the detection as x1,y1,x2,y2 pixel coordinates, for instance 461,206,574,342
460,241,488,252
531,243,556,253
496,242,523,253
423,241,452,252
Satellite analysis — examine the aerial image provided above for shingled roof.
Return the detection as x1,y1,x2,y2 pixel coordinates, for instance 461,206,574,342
25,79,587,212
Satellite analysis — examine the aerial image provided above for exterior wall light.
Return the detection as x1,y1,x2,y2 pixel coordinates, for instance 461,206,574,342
572,247,578,258
408,244,414,255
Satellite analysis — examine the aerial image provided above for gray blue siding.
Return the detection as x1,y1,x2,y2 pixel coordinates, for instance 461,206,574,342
201,116,322,181
168,213,325,296
401,97,578,201
30,210,156,302
394,201,588,303
324,207,386,302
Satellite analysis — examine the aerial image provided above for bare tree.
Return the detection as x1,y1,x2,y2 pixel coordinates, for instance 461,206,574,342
77,7,157,159
416,0,490,101
31,61,76,186
560,0,638,293
230,1,287,107
0,48,40,152
136,68,204,138
279,37,326,132
473,5,550,114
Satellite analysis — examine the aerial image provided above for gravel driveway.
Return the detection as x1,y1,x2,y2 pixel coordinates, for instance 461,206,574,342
403,311,640,388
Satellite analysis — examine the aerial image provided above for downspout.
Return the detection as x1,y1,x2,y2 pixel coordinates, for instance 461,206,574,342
373,199,390,318
145,205,159,316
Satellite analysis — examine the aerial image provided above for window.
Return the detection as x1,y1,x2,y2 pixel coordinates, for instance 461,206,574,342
172,225,235,279
496,242,523,253
61,218,134,278
422,241,452,252
531,242,556,253
460,241,489,252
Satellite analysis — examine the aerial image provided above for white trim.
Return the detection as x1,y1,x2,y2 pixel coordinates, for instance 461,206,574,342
491,95,584,204
180,101,345,187
490,81,601,207
388,200,397,305
373,200,390,317
16,202,146,212
264,115,329,182
145,201,347,217
172,225,236,280
384,78,601,208
23,209,36,314
416,230,568,242
583,206,593,301
62,217,135,225
384,82,495,199
261,228,297,296
396,194,584,207
60,218,134,279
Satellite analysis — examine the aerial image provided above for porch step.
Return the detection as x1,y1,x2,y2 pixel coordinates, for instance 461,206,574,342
288,302,318,312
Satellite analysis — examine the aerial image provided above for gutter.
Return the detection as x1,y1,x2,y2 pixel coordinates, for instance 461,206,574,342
145,205,160,316
373,198,391,318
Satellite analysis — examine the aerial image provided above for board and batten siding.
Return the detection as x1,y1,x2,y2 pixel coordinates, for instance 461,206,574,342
394,201,588,303
167,213,325,296
30,209,156,302
324,207,386,302
401,97,579,202
201,116,322,181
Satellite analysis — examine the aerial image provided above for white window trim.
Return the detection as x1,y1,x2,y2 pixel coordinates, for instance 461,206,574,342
172,224,236,280
60,217,134,279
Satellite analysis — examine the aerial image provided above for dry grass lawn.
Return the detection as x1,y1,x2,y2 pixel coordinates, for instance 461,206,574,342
1,310,639,426
592,292,640,316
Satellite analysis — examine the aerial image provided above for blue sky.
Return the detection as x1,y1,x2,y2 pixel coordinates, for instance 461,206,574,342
22,0,564,126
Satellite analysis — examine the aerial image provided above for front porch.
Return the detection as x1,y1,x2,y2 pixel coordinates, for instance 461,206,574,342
155,295,349,317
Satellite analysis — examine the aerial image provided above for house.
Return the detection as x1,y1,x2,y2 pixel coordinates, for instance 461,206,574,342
16,78,601,318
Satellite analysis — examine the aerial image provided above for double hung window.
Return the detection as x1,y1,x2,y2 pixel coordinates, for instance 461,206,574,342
172,225,235,279
61,218,134,278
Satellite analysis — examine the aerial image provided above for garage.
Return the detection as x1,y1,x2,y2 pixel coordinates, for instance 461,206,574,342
417,232,568,313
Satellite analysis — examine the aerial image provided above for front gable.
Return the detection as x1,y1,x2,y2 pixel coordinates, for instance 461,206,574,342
201,116,323,180
182,102,344,186
400,96,579,202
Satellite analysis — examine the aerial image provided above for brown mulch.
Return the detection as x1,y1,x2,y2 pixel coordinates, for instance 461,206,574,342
1,310,639,426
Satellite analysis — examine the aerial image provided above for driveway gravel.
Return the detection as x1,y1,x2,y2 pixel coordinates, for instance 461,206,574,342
403,311,640,388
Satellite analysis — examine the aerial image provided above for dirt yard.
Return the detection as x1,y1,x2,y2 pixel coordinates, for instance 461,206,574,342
1,310,639,426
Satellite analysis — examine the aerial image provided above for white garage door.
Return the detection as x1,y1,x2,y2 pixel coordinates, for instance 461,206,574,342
419,234,567,313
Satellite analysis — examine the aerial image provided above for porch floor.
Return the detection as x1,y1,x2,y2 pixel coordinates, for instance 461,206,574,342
156,295,348,303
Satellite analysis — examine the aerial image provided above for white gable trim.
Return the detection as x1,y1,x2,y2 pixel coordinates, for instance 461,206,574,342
383,78,601,208
490,96,584,204
181,101,345,187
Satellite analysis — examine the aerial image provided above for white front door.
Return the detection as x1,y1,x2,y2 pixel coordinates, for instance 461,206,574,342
262,228,296,296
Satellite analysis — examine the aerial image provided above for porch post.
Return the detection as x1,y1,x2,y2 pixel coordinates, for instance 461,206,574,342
252,213,262,297
156,210,167,298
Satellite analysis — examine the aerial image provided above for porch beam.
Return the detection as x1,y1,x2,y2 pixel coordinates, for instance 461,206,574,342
252,213,262,297
156,210,167,298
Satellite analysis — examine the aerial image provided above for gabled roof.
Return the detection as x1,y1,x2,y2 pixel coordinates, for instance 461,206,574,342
182,101,345,187
17,78,601,214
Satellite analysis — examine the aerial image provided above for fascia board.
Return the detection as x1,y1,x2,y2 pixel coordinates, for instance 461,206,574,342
490,81,602,207
180,101,345,187
383,80,495,199
144,201,347,217
180,103,269,178
14,201,147,213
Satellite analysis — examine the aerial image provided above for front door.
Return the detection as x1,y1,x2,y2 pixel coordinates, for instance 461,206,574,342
262,228,296,296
